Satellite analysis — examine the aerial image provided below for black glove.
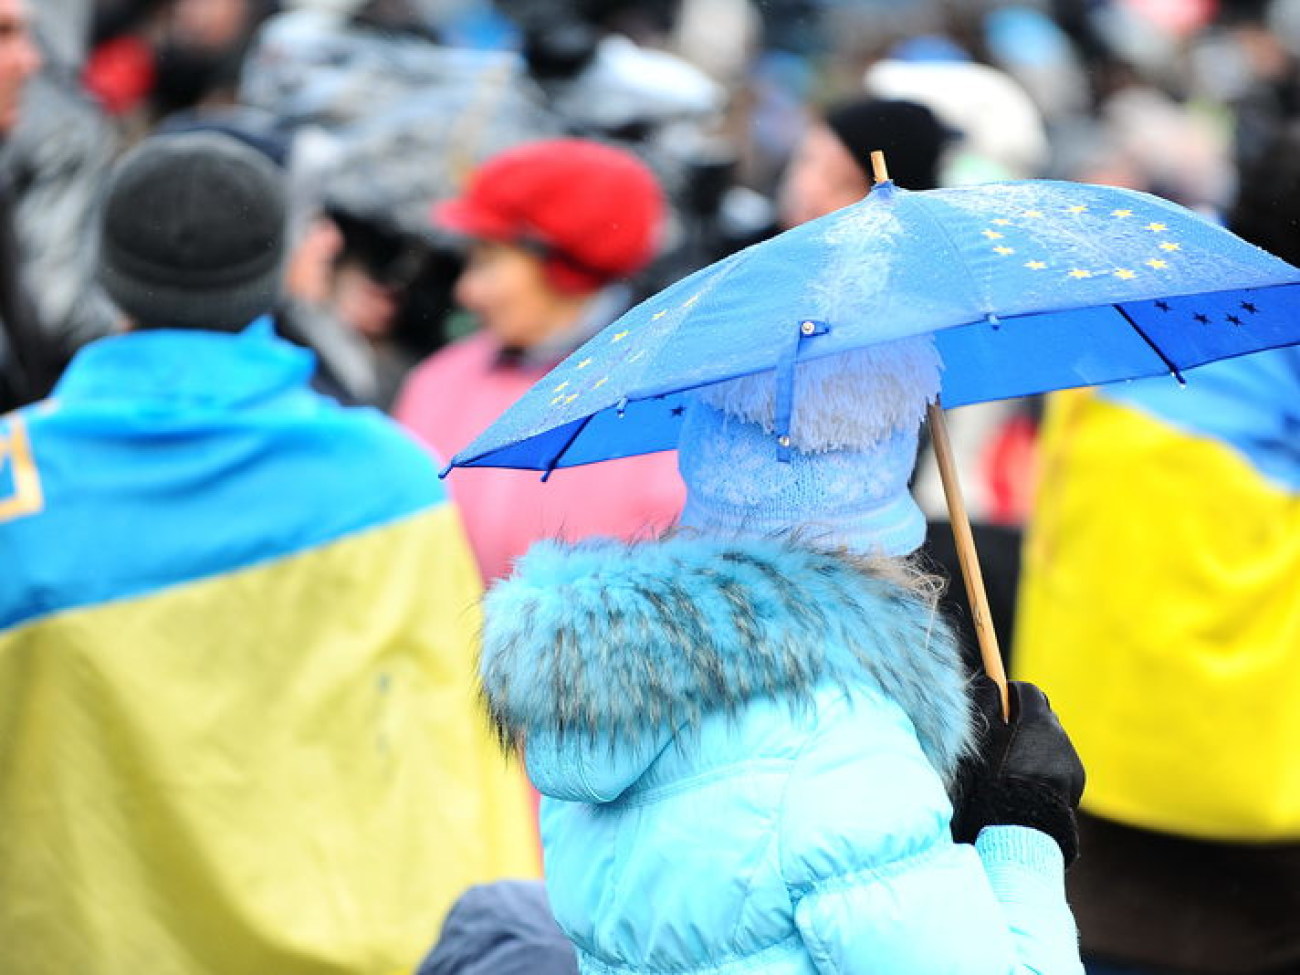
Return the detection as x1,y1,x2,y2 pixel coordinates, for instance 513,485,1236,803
949,676,1086,866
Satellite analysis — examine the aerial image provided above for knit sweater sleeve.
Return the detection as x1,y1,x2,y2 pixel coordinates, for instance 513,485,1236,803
974,826,1085,974
780,705,1083,974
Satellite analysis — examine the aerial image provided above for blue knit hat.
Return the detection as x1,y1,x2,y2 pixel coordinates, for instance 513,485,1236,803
677,336,940,557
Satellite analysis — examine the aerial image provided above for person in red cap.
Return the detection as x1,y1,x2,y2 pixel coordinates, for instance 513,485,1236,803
393,138,686,584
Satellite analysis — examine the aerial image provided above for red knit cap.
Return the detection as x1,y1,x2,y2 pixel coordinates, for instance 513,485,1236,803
433,138,665,294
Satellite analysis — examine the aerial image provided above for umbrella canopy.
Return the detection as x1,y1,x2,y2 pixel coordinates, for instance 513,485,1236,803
449,178,1300,474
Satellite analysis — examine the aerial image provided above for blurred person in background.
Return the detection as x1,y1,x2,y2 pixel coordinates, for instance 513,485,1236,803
86,0,273,132
0,131,537,974
84,0,170,124
863,44,1051,186
321,203,458,407
0,0,34,132
1012,118,1300,975
236,0,754,367
394,137,685,584
1,0,118,411
154,102,398,405
0,0,45,410
235,0,566,401
775,94,948,229
149,0,271,117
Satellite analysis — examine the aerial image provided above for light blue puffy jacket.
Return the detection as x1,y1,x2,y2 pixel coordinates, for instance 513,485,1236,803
482,535,1083,974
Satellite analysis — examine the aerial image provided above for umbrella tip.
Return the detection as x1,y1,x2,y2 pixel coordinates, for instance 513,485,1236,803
870,150,890,185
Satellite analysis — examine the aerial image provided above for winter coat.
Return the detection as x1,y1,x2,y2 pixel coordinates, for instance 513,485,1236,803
4,68,117,352
482,534,1084,975
0,66,117,410
393,330,685,582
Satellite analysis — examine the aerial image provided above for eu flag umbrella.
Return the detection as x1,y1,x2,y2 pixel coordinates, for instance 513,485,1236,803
448,165,1300,710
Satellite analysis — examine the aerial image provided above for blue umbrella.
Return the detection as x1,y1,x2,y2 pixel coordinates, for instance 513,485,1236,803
450,178,1300,474
447,170,1300,705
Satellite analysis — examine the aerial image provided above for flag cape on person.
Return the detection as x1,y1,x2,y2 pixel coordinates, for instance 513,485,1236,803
0,325,537,975
1017,349,1300,840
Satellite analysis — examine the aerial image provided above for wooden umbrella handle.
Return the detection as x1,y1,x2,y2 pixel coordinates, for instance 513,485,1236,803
870,150,889,183
927,401,1011,719
871,149,1010,716
868,150,1008,717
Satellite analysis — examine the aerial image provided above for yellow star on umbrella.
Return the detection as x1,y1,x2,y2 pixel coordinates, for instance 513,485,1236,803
1025,260,1048,270
611,330,630,342
1113,269,1137,280
993,246,1015,256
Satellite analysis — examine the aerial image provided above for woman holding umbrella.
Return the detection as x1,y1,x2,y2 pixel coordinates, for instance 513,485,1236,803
455,124,1300,973
478,335,1087,973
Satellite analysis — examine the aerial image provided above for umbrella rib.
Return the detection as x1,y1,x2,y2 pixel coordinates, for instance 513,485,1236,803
539,414,594,482
910,192,990,315
1114,304,1186,385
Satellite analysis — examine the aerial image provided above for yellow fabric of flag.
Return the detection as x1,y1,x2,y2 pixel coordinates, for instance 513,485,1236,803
0,506,538,974
1015,388,1300,840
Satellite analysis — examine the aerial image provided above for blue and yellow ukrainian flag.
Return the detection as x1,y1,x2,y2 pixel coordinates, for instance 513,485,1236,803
0,327,537,975
1015,347,1300,841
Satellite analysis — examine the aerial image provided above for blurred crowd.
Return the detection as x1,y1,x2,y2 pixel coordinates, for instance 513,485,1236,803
8,0,1300,415
3,0,1300,973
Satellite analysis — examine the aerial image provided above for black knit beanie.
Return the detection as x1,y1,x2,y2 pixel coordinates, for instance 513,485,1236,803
98,131,286,331
824,97,949,191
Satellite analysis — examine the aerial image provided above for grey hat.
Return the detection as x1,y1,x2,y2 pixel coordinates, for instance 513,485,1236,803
99,131,287,331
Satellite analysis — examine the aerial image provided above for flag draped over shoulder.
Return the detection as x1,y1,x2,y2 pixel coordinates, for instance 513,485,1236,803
0,325,537,975
1015,347,1300,841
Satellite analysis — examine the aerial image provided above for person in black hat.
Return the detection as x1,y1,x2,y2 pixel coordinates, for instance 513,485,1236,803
777,95,949,229
98,129,286,331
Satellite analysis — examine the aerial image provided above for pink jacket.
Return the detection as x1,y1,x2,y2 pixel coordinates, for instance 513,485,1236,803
394,332,686,583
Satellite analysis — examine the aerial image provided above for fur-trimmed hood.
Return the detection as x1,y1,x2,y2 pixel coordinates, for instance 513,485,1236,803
481,535,972,802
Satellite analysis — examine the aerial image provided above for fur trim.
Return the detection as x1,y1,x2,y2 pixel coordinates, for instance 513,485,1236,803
481,535,972,781
694,337,942,453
